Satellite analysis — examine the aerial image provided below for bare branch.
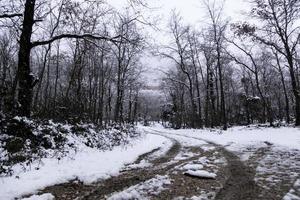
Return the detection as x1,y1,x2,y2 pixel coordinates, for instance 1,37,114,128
31,34,122,48
0,13,22,19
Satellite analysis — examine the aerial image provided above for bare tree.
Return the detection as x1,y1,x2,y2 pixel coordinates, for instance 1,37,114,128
204,0,228,130
233,0,300,125
1,0,137,117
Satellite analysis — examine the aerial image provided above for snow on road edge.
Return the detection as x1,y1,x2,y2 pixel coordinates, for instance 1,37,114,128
0,133,172,200
142,124,300,150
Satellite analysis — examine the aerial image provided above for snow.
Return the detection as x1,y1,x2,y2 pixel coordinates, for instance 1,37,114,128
0,134,171,200
189,192,216,200
3,123,300,199
124,159,152,170
176,155,218,180
213,158,226,165
142,124,300,151
108,189,143,200
197,157,210,164
142,124,300,198
184,170,217,179
296,180,300,187
147,140,173,160
123,136,173,170
283,193,300,200
141,127,207,147
254,146,300,192
174,191,216,200
174,151,197,161
282,179,300,200
21,193,55,200
181,163,204,171
108,175,171,200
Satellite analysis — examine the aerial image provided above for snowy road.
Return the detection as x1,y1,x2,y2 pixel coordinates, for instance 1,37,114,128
145,128,260,200
143,127,300,200
21,128,224,199
20,126,300,200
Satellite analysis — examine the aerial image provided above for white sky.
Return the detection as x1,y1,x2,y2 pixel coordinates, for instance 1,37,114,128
110,0,249,21
110,0,250,38
155,0,249,23
110,0,250,87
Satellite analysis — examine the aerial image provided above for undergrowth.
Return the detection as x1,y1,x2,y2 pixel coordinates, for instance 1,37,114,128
0,116,139,176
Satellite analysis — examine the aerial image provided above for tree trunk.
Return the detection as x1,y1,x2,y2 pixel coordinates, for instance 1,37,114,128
132,92,138,124
53,43,60,112
253,68,273,125
43,53,51,114
216,43,227,130
16,0,36,117
209,68,216,128
275,53,290,123
128,88,133,123
287,56,300,126
0,46,8,112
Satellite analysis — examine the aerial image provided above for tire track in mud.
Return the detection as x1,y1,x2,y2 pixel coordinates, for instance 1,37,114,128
147,128,261,200
79,140,182,200
35,131,216,199
37,136,182,200
29,128,262,200
214,149,260,200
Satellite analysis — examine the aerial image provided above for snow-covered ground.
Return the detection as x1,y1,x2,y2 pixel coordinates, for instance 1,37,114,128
283,179,300,200
21,193,55,200
141,124,300,199
107,175,172,200
2,123,300,199
141,124,300,150
0,133,172,200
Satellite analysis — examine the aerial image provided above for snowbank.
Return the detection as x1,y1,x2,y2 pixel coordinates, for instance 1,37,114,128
184,170,217,179
108,175,171,200
143,124,300,150
0,134,171,200
21,193,54,200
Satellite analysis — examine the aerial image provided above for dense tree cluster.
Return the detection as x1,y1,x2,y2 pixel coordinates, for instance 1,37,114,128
0,0,300,131
160,0,300,129
0,0,146,126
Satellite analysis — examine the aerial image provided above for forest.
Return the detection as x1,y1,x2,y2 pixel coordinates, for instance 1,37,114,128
159,0,300,130
0,0,299,131
0,0,147,126
1,0,300,199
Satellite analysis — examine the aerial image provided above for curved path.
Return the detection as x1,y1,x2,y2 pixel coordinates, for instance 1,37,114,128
39,137,183,199
147,129,261,200
26,128,298,200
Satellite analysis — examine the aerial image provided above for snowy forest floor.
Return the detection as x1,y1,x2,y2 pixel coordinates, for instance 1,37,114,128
2,124,300,200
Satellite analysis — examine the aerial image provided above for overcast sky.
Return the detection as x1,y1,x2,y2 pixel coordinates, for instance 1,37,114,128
155,0,249,23
110,0,250,87
111,0,249,21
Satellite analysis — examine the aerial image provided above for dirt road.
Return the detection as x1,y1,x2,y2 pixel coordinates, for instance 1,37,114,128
25,129,300,200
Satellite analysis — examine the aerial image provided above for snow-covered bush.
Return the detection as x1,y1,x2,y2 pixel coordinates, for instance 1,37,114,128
0,117,140,176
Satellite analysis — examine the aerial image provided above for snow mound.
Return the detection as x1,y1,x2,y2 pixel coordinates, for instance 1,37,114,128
181,164,204,171
108,190,142,200
108,175,171,200
0,134,170,200
174,151,197,161
124,160,152,170
21,193,55,200
283,179,300,200
283,193,300,200
184,170,217,179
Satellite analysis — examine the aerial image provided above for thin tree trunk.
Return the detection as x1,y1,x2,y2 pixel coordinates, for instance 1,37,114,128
216,43,227,130
53,44,60,112
286,54,300,126
275,53,290,123
33,46,51,110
